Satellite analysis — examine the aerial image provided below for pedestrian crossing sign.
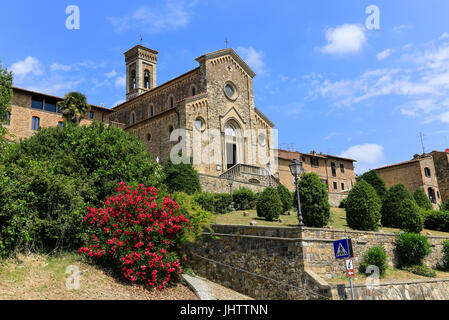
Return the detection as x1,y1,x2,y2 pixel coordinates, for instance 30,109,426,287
333,238,353,259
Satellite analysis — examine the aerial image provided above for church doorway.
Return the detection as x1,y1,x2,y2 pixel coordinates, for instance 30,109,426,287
225,124,239,170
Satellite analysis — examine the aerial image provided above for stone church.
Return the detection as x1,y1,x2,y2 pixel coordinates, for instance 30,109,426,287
109,45,278,193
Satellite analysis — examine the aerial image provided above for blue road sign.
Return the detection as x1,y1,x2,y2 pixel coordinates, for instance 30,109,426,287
333,239,353,259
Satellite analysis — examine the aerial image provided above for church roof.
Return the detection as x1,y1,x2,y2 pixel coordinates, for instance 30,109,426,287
196,48,256,78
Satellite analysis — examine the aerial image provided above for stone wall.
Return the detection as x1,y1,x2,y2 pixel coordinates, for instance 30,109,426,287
328,192,347,208
199,173,268,194
186,224,449,300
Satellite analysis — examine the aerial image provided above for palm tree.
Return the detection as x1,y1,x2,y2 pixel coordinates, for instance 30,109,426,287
57,92,91,124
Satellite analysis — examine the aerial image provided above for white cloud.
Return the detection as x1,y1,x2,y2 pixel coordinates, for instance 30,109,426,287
50,63,72,72
11,56,43,77
105,70,117,78
115,75,126,88
321,24,366,55
236,47,265,74
393,24,413,33
341,144,385,174
377,49,392,60
109,2,190,33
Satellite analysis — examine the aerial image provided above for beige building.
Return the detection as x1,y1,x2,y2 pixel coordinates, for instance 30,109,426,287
374,154,442,208
429,150,449,203
3,87,112,141
276,149,357,207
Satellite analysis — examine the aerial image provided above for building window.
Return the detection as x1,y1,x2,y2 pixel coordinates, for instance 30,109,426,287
437,191,440,199
169,96,175,109
311,157,319,168
168,125,174,134
331,162,337,177
333,182,338,190
89,111,94,119
341,183,345,190
194,118,205,132
301,156,306,162
149,105,154,117
130,70,136,90
340,163,345,173
191,86,196,96
428,187,437,204
31,97,43,110
130,112,136,125
424,167,431,177
146,133,152,142
58,121,64,128
57,105,62,114
31,116,40,131
44,101,56,113
1,111,11,126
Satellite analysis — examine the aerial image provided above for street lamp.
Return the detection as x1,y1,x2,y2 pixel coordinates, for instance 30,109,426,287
289,159,305,227
228,175,236,212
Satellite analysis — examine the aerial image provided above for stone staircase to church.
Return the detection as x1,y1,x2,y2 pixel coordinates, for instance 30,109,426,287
219,163,280,187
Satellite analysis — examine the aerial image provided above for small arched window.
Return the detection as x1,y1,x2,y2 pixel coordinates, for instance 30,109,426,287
190,85,197,97
144,70,151,89
424,167,431,178
130,70,136,90
31,116,40,131
130,112,136,125
149,104,154,117
168,125,174,134
169,96,175,109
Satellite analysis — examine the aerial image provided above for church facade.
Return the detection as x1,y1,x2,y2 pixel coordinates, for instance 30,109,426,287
110,45,278,192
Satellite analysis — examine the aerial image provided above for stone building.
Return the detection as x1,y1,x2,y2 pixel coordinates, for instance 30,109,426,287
429,150,449,203
109,45,277,193
3,87,113,141
374,154,442,208
276,149,357,207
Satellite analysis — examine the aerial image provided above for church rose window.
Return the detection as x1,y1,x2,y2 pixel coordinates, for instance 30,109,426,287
224,82,238,100
194,118,205,131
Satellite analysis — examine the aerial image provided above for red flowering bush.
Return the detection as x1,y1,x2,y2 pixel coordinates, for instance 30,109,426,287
79,182,192,290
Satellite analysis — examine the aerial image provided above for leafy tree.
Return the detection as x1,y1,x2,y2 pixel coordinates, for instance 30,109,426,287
0,59,13,150
395,232,431,268
277,184,293,214
57,91,91,124
381,184,414,228
345,179,381,231
232,188,256,210
359,246,388,277
413,189,433,211
441,199,449,212
398,198,424,233
358,170,387,199
256,187,283,221
0,122,163,256
162,157,201,195
294,172,330,228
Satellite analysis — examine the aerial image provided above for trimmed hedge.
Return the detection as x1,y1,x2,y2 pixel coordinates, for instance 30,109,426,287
358,170,387,199
256,187,283,221
381,184,414,228
232,188,256,211
441,240,449,271
277,184,293,214
423,210,449,232
413,189,433,211
162,157,201,195
295,172,331,228
395,232,431,268
193,192,233,214
398,198,424,233
345,179,381,231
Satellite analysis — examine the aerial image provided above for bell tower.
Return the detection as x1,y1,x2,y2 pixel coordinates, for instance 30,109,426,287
124,45,158,101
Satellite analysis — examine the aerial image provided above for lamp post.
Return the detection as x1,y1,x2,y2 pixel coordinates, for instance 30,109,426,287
228,175,236,212
289,159,305,227
267,162,272,187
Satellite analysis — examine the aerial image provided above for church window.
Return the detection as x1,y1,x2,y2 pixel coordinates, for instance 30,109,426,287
130,70,136,90
190,85,197,97
146,133,152,142
258,133,266,147
169,95,175,109
225,124,236,137
130,112,136,125
194,118,205,131
428,187,436,204
424,167,431,177
144,71,151,89
224,82,237,100
168,125,174,134
149,105,154,117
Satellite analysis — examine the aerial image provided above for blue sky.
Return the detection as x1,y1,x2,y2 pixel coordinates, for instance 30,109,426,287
2,0,449,173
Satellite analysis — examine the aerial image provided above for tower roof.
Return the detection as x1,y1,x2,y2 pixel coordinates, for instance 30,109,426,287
124,45,158,56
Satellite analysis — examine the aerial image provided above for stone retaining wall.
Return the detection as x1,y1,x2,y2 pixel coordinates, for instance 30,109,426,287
199,173,268,194
186,224,449,300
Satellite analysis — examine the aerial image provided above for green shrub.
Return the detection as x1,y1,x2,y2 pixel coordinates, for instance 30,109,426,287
295,172,331,228
395,232,431,268
441,199,449,211
256,187,283,221
359,246,388,277
0,122,162,256
172,192,213,242
403,265,436,278
193,192,216,212
358,170,387,199
193,192,232,214
345,179,381,231
213,194,233,214
381,184,414,228
413,189,433,211
162,157,201,195
339,198,348,209
424,210,449,232
277,184,293,214
441,240,449,271
398,198,424,233
232,188,256,211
